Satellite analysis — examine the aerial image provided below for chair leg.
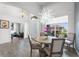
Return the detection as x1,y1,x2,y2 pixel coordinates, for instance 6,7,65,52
49,53,52,57
72,43,74,49
49,55,51,57
72,44,75,51
60,52,63,57
30,49,32,57
39,49,41,57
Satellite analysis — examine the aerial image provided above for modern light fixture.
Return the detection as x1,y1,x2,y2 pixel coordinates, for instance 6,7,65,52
31,16,38,19
31,15,38,21
21,8,26,19
40,7,55,24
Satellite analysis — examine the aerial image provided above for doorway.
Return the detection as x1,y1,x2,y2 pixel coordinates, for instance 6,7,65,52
11,23,24,39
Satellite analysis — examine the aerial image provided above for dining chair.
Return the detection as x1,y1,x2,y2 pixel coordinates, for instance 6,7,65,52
65,33,75,48
43,38,65,57
28,35,42,57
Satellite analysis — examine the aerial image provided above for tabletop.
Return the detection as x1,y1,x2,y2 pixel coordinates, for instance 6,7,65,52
34,36,58,44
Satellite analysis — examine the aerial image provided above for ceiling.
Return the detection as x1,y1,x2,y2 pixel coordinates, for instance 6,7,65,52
36,2,52,6
1,2,54,15
3,2,53,6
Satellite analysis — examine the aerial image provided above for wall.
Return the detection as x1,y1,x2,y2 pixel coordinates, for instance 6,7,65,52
24,22,29,38
29,19,41,38
14,23,20,34
43,2,75,33
75,2,79,55
20,23,24,33
0,18,11,44
0,3,28,44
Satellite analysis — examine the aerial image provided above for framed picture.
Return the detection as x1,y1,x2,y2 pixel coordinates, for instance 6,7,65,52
0,20,9,29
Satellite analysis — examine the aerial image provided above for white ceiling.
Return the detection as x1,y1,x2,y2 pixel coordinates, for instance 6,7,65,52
36,2,52,6
2,2,52,6
1,2,41,15
1,2,54,15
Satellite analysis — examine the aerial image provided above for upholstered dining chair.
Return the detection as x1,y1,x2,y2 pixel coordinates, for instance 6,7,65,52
65,33,75,48
43,38,65,57
28,35,42,57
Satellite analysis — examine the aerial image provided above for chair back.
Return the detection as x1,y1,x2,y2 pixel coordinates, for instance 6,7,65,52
51,39,65,54
67,33,75,42
28,35,32,48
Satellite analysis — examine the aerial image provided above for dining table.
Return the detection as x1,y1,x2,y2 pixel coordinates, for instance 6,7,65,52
34,36,65,56
34,36,58,44
34,35,59,52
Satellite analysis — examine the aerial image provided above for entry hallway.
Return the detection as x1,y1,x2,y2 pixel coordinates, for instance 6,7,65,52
0,38,78,57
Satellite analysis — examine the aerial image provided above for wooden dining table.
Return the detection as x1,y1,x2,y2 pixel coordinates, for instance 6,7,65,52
34,36,58,44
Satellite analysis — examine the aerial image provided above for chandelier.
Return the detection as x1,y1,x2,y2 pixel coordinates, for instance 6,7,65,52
39,7,55,24
21,9,26,19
